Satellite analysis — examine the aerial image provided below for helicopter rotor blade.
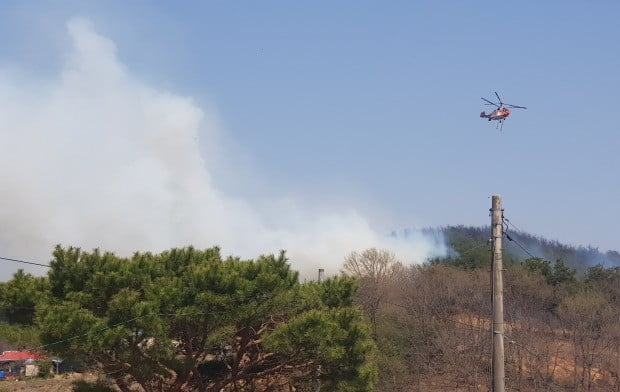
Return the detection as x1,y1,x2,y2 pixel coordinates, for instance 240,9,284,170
494,92,503,105
481,97,500,107
506,104,527,109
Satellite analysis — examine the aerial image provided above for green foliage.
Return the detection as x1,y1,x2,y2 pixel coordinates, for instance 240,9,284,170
549,259,577,286
303,276,358,308
523,257,552,277
372,314,413,391
265,307,377,391
37,359,53,378
584,265,620,305
430,226,520,269
0,269,49,324
430,228,491,269
0,322,40,348
34,246,375,391
522,257,579,310
523,257,577,286
584,264,619,287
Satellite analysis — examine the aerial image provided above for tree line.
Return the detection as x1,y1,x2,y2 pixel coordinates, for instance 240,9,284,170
0,229,618,391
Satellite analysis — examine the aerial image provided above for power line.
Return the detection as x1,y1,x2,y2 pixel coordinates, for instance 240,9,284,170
504,237,538,259
39,311,216,349
0,256,50,268
502,217,524,234
501,217,539,259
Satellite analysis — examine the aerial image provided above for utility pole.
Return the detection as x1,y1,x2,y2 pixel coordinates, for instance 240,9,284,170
491,195,505,392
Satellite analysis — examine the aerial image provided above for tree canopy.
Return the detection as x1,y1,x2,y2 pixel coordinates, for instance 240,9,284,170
33,246,376,392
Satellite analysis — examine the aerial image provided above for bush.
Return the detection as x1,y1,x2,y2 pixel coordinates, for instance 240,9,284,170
37,359,52,378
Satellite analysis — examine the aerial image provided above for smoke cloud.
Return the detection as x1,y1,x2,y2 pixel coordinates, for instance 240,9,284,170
0,18,447,279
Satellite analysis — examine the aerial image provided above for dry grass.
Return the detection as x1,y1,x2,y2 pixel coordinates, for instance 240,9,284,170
0,373,99,392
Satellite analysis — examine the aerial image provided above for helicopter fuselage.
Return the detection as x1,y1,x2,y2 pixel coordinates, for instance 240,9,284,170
480,107,510,121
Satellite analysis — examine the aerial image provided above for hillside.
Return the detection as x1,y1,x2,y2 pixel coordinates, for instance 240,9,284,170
428,225,620,272
345,247,620,391
0,233,618,391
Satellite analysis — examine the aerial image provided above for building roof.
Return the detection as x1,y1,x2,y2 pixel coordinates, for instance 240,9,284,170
0,351,46,362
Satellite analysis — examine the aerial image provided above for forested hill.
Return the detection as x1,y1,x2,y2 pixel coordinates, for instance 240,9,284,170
426,225,620,272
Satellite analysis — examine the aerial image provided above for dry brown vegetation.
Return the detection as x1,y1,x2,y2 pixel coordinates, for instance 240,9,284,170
350,249,620,391
0,373,97,392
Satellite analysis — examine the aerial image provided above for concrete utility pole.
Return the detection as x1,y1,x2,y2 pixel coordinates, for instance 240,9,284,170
491,195,505,392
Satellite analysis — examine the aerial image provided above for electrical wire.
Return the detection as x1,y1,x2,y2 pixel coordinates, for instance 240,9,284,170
38,311,217,349
503,217,524,234
0,256,50,268
505,237,538,259
502,217,539,259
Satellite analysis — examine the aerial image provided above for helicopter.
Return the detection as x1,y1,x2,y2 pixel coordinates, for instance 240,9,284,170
480,92,526,131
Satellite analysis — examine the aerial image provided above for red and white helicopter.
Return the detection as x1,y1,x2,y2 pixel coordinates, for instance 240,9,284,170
480,92,526,131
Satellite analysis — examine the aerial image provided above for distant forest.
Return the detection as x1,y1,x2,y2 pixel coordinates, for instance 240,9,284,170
425,225,620,272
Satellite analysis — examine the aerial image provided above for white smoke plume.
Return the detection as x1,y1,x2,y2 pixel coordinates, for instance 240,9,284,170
0,18,447,279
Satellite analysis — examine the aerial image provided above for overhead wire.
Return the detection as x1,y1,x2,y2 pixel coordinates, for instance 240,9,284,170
502,217,524,234
0,256,50,268
502,217,539,259
505,236,538,259
38,310,222,350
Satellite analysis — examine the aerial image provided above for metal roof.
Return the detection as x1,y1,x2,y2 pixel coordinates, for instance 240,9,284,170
0,351,46,362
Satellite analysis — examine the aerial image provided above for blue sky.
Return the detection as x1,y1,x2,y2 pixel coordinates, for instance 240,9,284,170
1,1,619,257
